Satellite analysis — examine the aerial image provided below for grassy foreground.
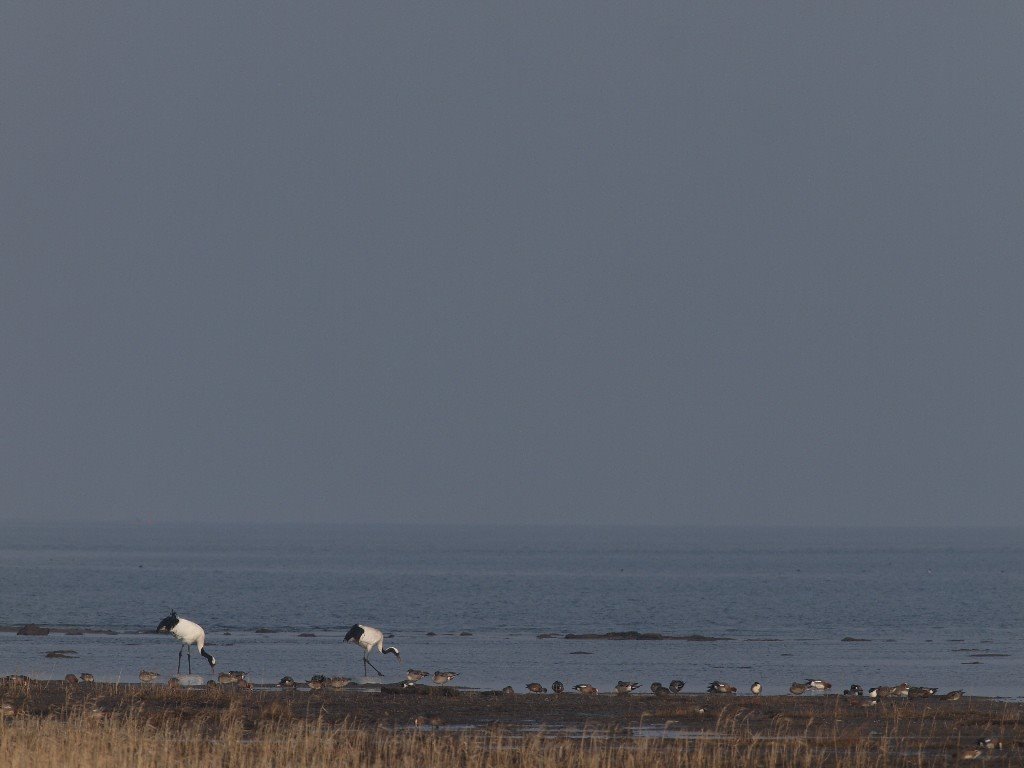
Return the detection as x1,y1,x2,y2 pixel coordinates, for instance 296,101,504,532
2,682,1022,766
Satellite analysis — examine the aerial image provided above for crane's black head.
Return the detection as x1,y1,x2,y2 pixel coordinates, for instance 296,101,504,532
344,624,363,644
157,611,179,633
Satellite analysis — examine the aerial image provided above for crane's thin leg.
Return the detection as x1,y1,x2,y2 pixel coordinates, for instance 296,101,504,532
187,647,192,674
366,657,383,676
178,646,184,674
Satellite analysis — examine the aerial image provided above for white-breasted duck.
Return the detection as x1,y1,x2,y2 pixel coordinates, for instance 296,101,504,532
433,671,458,685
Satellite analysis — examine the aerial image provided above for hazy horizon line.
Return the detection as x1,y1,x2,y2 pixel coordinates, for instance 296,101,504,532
1,517,1018,531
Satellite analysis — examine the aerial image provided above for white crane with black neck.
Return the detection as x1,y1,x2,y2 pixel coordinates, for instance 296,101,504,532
156,611,216,674
343,624,401,676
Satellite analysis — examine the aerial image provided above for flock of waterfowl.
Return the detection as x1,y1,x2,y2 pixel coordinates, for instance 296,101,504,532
0,613,970,704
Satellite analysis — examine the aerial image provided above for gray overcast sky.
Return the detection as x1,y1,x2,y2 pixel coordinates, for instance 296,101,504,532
2,3,1023,526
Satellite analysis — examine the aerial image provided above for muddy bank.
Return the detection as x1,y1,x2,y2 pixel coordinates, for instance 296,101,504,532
554,631,732,641
1,679,1021,738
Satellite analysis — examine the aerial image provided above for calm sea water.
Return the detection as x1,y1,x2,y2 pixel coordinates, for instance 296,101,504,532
0,522,1021,697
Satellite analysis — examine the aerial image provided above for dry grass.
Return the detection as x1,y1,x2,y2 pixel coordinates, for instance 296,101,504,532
1,683,1022,767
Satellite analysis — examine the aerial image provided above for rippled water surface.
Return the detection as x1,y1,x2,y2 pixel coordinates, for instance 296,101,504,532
0,523,1021,697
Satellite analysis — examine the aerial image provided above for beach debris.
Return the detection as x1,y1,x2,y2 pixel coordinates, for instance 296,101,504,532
669,680,685,693
573,683,598,695
80,673,95,683
849,698,877,708
552,680,564,693
278,676,297,688
940,689,965,701
86,704,111,720
138,670,160,683
750,681,762,696
789,682,808,695
526,683,547,693
406,669,430,683
614,681,640,694
432,671,458,685
328,677,352,689
708,681,737,694
64,674,79,684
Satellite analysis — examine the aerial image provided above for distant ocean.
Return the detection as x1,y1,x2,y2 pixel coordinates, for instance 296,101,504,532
1,522,1021,697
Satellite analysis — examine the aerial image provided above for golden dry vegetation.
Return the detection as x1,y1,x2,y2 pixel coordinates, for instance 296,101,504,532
1,681,1022,767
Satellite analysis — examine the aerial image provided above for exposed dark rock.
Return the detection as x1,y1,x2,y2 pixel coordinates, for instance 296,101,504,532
45,650,78,658
17,624,49,636
298,633,316,637
841,637,871,642
563,631,731,641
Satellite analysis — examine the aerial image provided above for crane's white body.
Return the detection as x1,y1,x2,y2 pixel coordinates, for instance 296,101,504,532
353,624,385,654
157,612,216,673
169,617,206,650
344,624,400,676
